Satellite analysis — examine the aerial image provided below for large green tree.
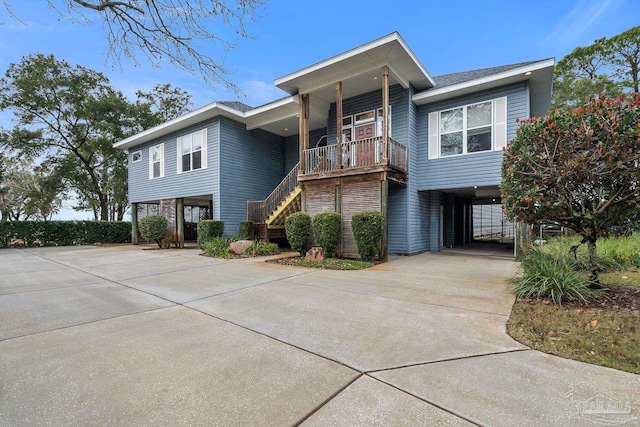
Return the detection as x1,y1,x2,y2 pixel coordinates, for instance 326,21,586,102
552,25,640,109
502,94,640,285
1,0,264,93
0,155,65,221
0,54,191,221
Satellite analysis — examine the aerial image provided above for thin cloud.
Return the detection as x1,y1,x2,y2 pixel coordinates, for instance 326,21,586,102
544,0,615,48
243,80,287,106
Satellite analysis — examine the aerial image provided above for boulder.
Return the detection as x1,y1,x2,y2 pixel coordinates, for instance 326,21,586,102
229,239,254,255
305,246,326,262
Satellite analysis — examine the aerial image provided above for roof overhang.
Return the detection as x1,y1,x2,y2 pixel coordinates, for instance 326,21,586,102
114,102,246,150
274,32,435,100
411,58,555,108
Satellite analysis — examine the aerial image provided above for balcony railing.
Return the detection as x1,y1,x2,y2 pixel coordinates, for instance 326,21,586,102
303,136,407,175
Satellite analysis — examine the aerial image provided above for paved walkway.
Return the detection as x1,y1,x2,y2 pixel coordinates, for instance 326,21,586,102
1,245,638,426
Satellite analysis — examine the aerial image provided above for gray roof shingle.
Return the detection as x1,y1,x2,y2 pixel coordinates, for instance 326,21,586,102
432,59,552,88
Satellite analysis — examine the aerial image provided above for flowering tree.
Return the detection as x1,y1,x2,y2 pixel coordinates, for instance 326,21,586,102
502,94,640,285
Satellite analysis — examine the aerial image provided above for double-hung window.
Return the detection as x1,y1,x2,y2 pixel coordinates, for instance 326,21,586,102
177,129,207,173
149,144,164,179
428,97,507,159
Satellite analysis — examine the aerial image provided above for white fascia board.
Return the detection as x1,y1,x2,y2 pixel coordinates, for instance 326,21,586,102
114,102,245,150
244,96,298,118
394,35,436,88
412,59,555,105
275,33,400,88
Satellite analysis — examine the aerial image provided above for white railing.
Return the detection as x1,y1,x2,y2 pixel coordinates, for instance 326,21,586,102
303,136,407,175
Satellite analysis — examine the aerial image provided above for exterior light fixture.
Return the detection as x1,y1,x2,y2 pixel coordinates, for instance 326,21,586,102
284,128,288,131
374,76,378,80
524,71,532,76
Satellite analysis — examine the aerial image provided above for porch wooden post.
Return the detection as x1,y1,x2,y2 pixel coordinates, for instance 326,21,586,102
298,95,305,174
176,198,184,248
336,82,343,169
382,66,389,164
131,202,139,245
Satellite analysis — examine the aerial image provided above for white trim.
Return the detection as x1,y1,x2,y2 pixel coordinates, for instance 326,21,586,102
412,58,555,105
275,32,435,90
131,150,142,163
436,99,495,158
354,110,375,125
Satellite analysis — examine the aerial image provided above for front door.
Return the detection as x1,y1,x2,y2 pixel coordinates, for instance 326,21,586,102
353,123,376,167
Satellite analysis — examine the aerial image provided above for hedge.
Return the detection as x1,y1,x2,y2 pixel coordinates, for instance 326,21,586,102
197,220,225,247
139,216,168,248
312,212,341,256
238,221,255,240
285,212,312,254
351,211,385,262
0,221,131,248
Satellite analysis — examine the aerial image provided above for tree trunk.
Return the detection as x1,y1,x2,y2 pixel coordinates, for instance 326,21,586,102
586,237,601,288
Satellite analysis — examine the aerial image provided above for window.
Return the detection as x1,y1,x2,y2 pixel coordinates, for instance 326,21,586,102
131,150,142,163
341,108,392,142
149,144,164,179
177,129,207,173
376,107,392,137
428,97,507,159
342,115,353,142
354,110,375,124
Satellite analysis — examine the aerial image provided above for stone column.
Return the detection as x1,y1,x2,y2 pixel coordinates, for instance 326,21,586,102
177,198,184,248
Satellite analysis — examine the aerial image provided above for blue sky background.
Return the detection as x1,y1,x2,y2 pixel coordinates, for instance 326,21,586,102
0,0,638,219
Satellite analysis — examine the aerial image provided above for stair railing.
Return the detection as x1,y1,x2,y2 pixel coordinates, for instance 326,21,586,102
247,162,300,224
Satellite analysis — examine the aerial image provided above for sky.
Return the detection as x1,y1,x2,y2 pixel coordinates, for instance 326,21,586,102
0,0,638,219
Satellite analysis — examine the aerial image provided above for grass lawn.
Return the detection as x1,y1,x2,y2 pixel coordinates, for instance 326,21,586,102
507,271,640,374
268,257,373,270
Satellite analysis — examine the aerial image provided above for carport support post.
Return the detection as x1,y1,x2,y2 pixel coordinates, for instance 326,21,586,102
131,203,139,245
177,198,184,248
380,178,388,262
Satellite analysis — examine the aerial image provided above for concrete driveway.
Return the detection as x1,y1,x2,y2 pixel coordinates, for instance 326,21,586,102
1,245,638,426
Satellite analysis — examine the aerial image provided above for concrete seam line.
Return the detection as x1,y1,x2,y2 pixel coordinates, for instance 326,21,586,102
280,280,512,318
292,373,363,426
179,270,317,304
185,305,362,373
0,281,109,297
366,348,532,374
0,306,174,343
366,374,487,427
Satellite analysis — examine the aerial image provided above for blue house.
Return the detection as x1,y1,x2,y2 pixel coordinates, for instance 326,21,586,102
114,32,554,257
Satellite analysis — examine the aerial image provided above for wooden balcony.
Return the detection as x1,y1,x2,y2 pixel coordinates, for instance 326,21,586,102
301,136,407,184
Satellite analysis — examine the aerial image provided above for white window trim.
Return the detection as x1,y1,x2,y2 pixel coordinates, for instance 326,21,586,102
131,150,142,163
428,96,507,159
149,143,165,179
177,128,208,174
354,110,375,125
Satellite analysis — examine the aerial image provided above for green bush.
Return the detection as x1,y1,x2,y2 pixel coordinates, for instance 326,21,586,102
139,216,168,248
201,237,233,258
238,221,255,240
285,212,312,254
0,220,131,247
312,212,341,256
513,246,601,304
244,240,279,256
198,220,224,247
351,211,385,262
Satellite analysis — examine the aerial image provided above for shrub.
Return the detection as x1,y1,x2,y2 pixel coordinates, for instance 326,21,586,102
285,212,312,254
238,221,255,240
513,246,601,304
244,240,279,256
198,220,224,247
312,212,341,256
351,211,385,262
201,237,233,258
0,220,131,247
139,216,168,248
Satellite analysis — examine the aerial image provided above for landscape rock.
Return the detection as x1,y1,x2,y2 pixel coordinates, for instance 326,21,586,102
305,247,326,262
229,240,254,255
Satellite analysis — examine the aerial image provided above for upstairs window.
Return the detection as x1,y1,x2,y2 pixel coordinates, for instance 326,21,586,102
177,129,207,173
428,97,507,159
149,144,164,179
131,150,142,163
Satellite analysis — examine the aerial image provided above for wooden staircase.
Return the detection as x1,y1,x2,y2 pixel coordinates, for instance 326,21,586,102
247,163,301,240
